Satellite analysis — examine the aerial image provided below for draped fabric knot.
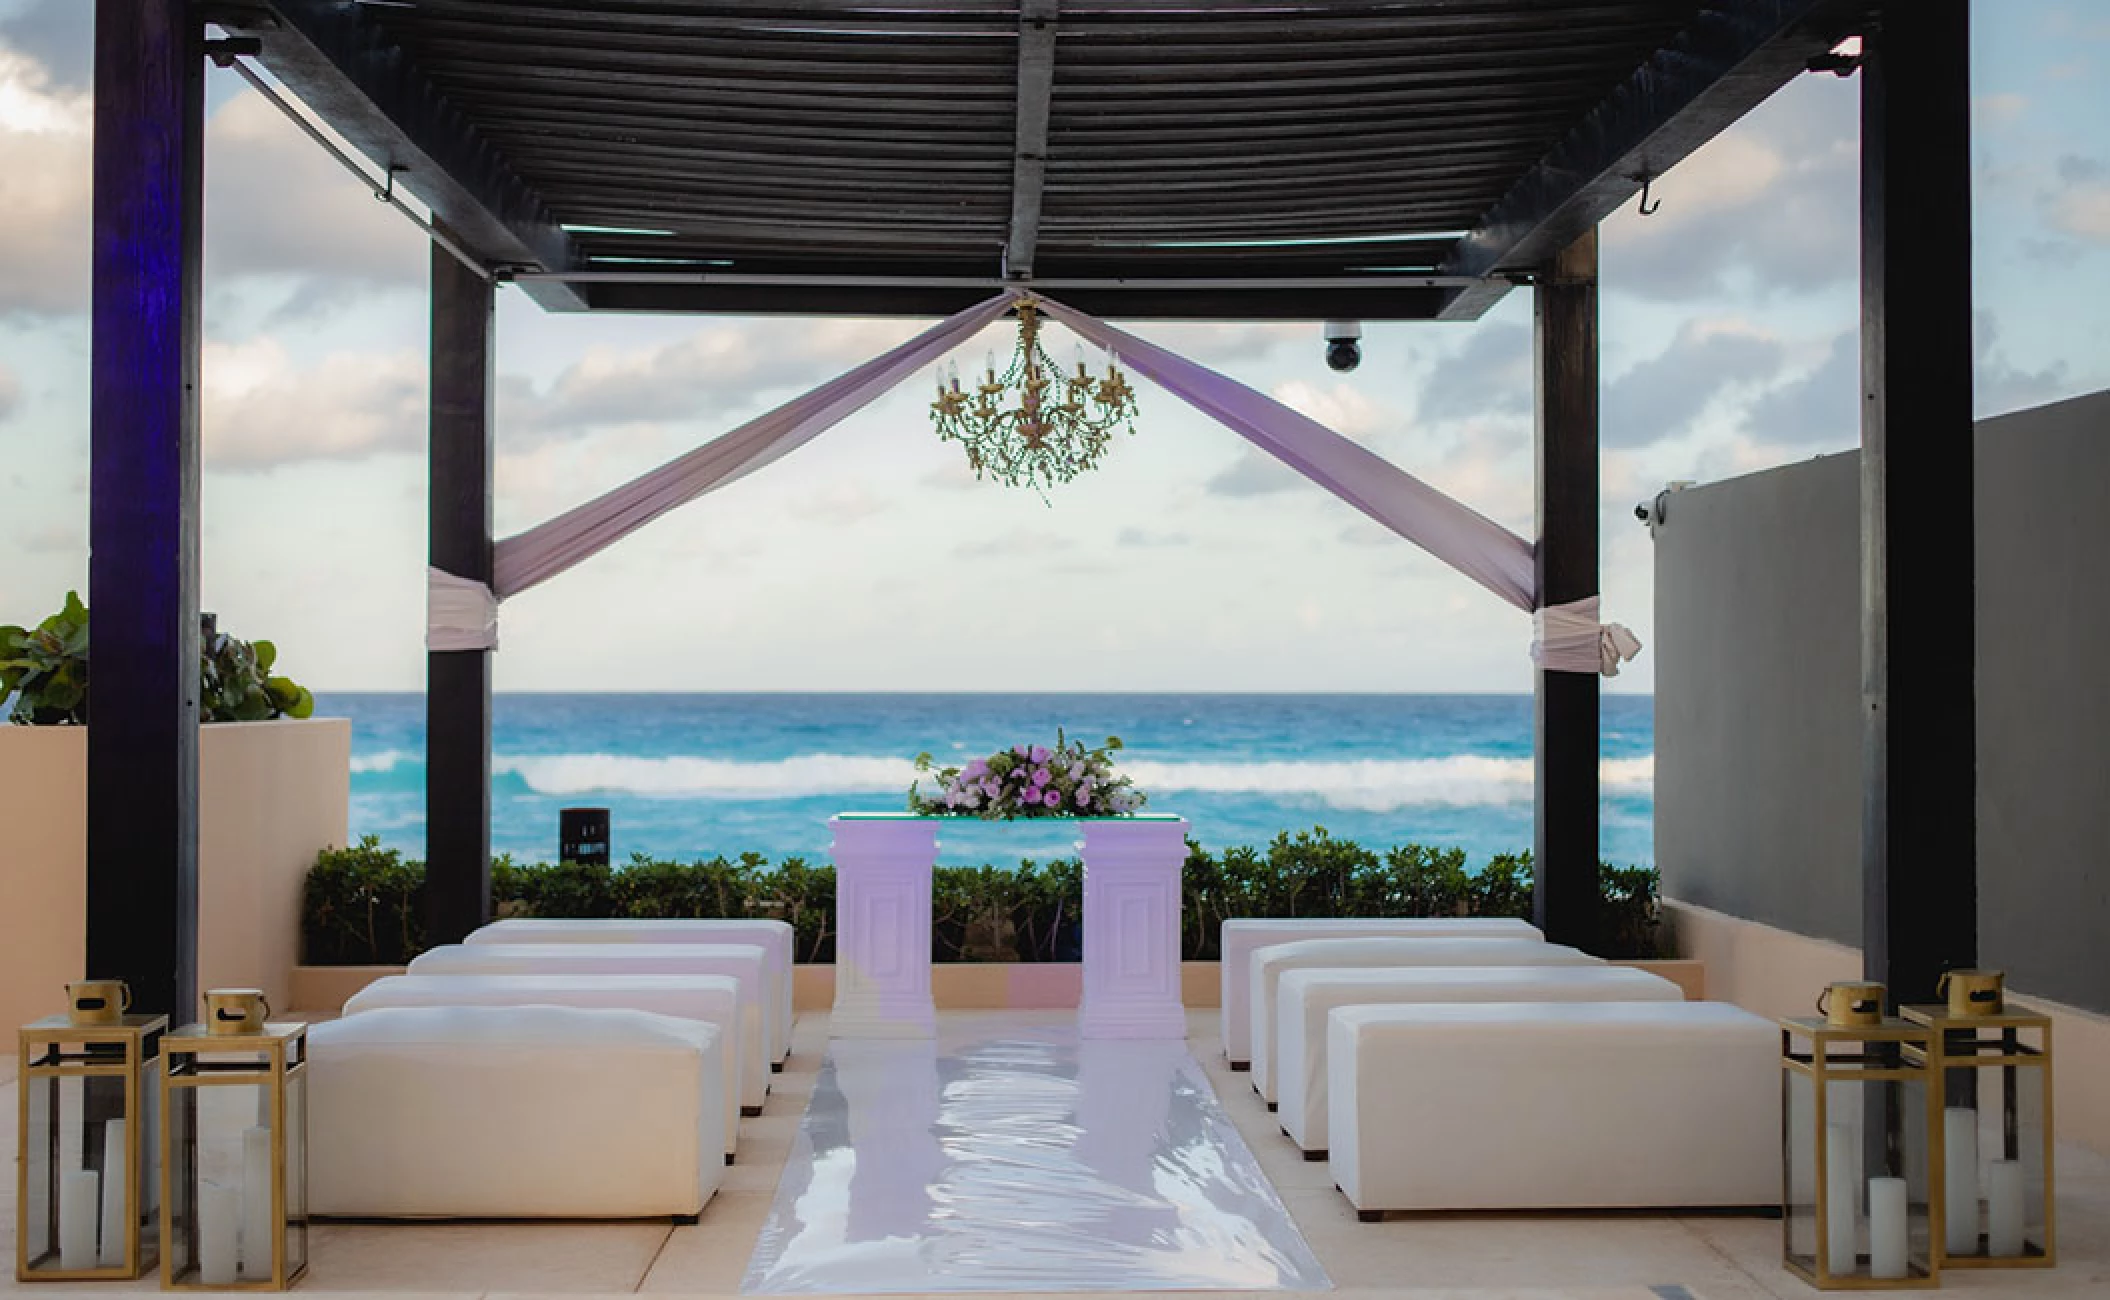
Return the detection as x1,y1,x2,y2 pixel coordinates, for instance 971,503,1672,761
427,567,499,652
1531,596,1643,677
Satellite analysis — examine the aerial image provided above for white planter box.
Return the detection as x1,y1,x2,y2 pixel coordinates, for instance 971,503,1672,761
0,718,350,1032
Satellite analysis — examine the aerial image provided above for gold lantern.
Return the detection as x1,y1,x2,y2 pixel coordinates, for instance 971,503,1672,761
1781,983,1941,1289
15,1000,166,1281
1903,970,2055,1268
159,1015,308,1291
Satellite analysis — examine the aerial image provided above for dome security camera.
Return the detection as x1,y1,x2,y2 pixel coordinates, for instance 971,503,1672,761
1323,320,1362,372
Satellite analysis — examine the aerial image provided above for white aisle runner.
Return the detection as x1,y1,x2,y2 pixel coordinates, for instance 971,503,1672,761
741,1021,1329,1294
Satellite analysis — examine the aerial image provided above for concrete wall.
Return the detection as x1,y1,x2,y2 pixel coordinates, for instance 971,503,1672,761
1653,389,2110,1013
0,717,350,1031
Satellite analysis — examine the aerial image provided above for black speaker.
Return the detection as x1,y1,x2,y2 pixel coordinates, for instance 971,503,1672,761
559,807,610,866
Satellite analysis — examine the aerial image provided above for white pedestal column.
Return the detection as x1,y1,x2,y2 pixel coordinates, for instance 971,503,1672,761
1079,817,1188,1039
829,816,938,1038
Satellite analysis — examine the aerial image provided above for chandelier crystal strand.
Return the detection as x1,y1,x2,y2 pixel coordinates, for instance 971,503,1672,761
930,298,1139,491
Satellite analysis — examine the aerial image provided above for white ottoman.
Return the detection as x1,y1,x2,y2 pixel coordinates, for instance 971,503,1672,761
407,943,769,1112
1219,917,1541,1065
1250,935,1593,1103
343,973,747,1161
1276,965,1683,1156
308,1005,723,1219
467,918,795,1066
1329,1001,1779,1216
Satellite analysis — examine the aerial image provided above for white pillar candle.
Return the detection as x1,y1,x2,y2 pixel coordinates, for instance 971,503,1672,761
241,1131,276,1283
240,1125,276,1280
198,1181,239,1286
60,1170,100,1270
1868,1176,1911,1280
1826,1122,1859,1276
1943,1106,1980,1255
1987,1158,2027,1257
98,1118,128,1268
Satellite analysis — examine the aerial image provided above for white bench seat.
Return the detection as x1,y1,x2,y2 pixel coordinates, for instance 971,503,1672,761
1219,917,1541,1066
1249,935,1594,1103
1329,1001,1778,1216
309,1005,724,1220
406,943,769,1112
466,918,795,1065
343,973,747,1161
1276,965,1683,1156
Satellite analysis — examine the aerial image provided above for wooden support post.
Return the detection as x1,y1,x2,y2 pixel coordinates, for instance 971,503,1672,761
424,232,495,945
86,0,204,1019
1533,228,1601,951
1860,1,1976,1005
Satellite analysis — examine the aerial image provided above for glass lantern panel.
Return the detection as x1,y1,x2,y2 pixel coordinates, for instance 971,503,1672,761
185,1079,285,1284
284,1069,309,1276
165,1079,199,1283
23,1072,56,1271
1942,1047,2049,1260
1784,1067,1819,1268
1809,1065,1933,1283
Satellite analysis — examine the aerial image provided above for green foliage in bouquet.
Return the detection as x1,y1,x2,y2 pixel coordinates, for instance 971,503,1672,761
0,592,313,724
908,731,1145,818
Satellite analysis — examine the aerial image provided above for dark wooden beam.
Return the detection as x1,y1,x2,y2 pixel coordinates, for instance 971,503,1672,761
1006,0,1057,279
1439,0,1862,290
1860,0,1975,1005
577,278,1460,320
87,0,204,1020
1532,228,1600,951
425,229,496,946
224,0,582,308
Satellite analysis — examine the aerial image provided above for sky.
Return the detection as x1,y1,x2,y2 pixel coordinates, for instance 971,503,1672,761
2,1,2106,695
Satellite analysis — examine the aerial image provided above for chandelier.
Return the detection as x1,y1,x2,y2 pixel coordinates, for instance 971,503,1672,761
930,299,1139,491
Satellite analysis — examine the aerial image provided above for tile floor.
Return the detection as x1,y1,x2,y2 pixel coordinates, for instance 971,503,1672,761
3,1008,2106,1298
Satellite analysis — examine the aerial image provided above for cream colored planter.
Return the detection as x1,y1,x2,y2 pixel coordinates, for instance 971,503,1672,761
0,718,350,1032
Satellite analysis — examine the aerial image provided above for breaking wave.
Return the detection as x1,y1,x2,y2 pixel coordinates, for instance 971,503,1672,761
357,751,1660,812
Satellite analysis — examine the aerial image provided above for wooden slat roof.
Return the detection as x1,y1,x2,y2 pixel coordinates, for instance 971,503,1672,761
231,0,1865,317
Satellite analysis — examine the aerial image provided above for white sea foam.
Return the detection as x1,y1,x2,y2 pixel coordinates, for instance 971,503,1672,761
350,748,410,774
483,751,1654,811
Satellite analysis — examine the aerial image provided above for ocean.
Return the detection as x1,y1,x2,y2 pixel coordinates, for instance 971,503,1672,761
324,693,1655,869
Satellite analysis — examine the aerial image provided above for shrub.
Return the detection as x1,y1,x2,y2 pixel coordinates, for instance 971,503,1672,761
299,830,1662,966
1,594,313,725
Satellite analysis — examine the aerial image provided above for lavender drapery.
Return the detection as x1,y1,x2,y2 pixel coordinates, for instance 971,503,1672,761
425,289,1639,674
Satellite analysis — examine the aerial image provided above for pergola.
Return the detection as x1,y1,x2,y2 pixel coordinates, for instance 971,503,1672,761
88,0,1973,1021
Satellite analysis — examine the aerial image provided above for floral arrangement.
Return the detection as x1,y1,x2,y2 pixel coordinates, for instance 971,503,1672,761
909,732,1146,819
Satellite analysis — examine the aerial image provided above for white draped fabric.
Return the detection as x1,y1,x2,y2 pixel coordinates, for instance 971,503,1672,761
427,290,1641,674
427,565,500,652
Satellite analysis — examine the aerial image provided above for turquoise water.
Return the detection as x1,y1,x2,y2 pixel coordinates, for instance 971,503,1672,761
323,693,1654,868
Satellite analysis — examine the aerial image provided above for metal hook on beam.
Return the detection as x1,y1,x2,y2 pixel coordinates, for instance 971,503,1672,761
1632,173,1663,217
376,165,406,205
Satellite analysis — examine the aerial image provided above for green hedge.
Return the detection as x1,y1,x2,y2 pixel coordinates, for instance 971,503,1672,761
301,828,1661,966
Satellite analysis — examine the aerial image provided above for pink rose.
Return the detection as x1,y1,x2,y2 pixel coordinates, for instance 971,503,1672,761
1044,789,1063,807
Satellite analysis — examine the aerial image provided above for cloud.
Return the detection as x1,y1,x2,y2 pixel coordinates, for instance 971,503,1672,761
1204,447,1301,497
1741,331,1856,449
202,339,426,470
0,47,90,316
1603,321,1786,447
1600,76,1858,301
1268,379,1389,438
1115,527,1188,549
1975,312,2071,416
0,0,88,92
500,318,919,446
2043,155,2110,243
953,530,1073,559
0,362,19,421
16,517,81,554
784,480,891,524
1973,93,2028,127
1415,324,1531,425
